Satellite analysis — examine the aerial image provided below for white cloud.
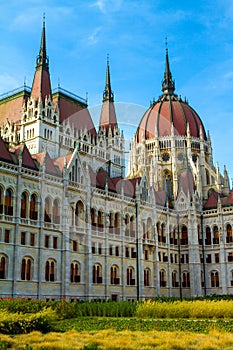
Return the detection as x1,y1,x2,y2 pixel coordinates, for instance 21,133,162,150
90,0,122,14
87,27,102,45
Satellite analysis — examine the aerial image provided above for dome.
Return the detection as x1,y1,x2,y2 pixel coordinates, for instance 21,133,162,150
136,49,207,143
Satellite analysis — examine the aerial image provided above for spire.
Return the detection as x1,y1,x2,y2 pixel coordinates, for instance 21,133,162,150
162,45,175,95
99,56,118,132
31,15,52,101
103,54,114,102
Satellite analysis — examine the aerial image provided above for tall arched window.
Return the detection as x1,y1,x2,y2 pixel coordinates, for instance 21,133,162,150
44,197,52,223
0,186,3,214
92,263,102,283
127,267,135,285
211,271,219,287
182,272,190,288
213,226,219,244
21,192,28,218
75,201,84,227
172,271,178,287
45,259,56,282
70,261,80,283
160,270,166,287
110,265,120,285
21,257,33,281
144,268,151,287
205,226,211,245
53,198,60,224
130,216,135,237
161,223,166,243
97,210,103,230
29,194,38,220
0,255,7,279
227,224,233,243
5,188,13,216
181,225,188,245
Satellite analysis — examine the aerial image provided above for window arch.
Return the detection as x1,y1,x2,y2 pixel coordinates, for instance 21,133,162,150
21,256,33,281
44,197,52,222
181,225,188,245
5,188,13,216
21,191,28,218
211,271,219,287
0,254,7,279
127,266,135,285
172,270,178,287
213,226,219,244
144,268,151,287
0,186,3,214
227,224,233,243
205,226,211,245
29,193,38,220
53,198,60,224
110,265,120,285
70,261,80,283
75,200,84,226
160,269,166,287
92,263,102,284
45,259,56,282
182,272,190,288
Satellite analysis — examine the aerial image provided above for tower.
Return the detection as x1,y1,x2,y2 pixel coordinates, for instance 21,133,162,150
20,18,59,158
96,57,124,177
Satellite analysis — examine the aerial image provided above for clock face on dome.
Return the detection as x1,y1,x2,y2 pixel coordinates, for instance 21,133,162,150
162,153,170,161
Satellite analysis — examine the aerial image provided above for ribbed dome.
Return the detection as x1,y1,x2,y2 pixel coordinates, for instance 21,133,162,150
136,95,207,142
136,48,207,143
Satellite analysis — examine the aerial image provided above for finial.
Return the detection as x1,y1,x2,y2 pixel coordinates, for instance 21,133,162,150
165,36,168,50
107,53,109,65
58,77,60,88
162,42,175,95
24,77,26,87
43,13,46,27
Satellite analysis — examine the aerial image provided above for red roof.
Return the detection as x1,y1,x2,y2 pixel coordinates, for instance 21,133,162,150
32,152,61,176
136,97,206,142
0,138,15,163
13,144,38,170
54,154,73,172
99,101,118,133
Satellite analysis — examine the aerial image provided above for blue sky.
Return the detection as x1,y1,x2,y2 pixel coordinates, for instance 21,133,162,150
1,0,233,181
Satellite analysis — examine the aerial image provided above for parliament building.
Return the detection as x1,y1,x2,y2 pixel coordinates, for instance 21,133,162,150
0,21,233,301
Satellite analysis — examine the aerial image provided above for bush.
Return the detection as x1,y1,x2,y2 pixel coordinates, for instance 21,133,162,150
0,308,56,334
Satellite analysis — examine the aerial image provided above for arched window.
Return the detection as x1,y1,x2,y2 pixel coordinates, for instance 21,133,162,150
110,265,120,285
0,255,7,279
44,129,46,138
130,216,135,237
97,210,103,230
161,223,166,243
211,271,219,288
230,270,233,286
182,272,190,288
127,266,135,285
21,191,28,218
92,263,102,283
75,201,84,226
29,194,38,220
181,225,188,245
70,261,80,283
114,213,120,234
227,224,233,243
0,186,3,214
206,169,210,185
146,218,152,239
125,214,130,236
160,269,166,287
144,268,151,287
205,226,211,245
45,259,56,282
157,222,161,242
44,197,52,223
21,257,33,281
91,208,96,227
172,270,178,287
5,188,13,216
213,226,219,244
53,198,60,224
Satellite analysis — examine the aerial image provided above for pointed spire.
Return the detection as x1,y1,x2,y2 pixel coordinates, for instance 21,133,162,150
162,43,175,95
31,15,52,102
103,54,114,102
99,55,118,132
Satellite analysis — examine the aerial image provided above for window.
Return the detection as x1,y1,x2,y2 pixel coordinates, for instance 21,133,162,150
92,243,96,254
44,197,51,222
109,245,113,255
53,237,58,249
144,268,150,287
131,248,136,258
98,243,102,255
5,188,13,216
110,265,120,285
45,235,50,248
70,261,80,282
211,271,219,287
215,253,219,263
182,272,190,287
127,267,135,285
206,254,212,263
4,229,10,243
29,194,38,220
145,250,148,260
0,255,7,279
213,226,219,244
73,240,77,252
205,227,211,245
0,186,3,214
45,259,56,282
53,199,60,224
21,257,33,281
21,232,26,245
181,226,188,245
92,264,102,283
160,270,166,287
125,247,129,258
227,224,233,243
30,233,35,246
75,201,84,227
21,192,27,218
172,271,178,287
115,246,119,256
